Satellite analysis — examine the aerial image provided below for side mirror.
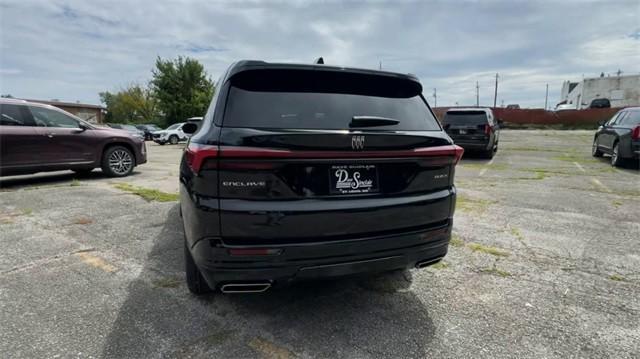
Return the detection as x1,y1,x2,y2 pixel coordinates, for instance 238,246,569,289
597,120,606,127
78,122,90,131
182,123,198,134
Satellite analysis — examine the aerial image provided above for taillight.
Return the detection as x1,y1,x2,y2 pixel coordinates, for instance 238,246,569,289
185,143,218,173
453,145,464,165
484,124,493,135
632,126,640,140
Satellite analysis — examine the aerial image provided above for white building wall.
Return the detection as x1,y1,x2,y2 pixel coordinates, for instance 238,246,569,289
562,75,640,109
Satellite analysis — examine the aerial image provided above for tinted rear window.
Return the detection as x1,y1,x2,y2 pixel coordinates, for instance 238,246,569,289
223,69,440,131
443,111,489,126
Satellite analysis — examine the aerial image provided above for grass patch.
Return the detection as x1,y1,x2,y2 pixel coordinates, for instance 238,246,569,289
113,183,179,202
609,274,626,282
152,277,181,288
612,200,623,208
449,233,465,247
460,163,509,171
508,147,566,153
552,154,593,164
22,208,33,215
510,227,525,241
430,261,449,270
468,243,509,257
480,267,512,277
456,195,496,213
70,179,81,187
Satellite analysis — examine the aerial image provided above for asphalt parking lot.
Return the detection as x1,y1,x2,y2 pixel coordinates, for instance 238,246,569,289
1,130,638,358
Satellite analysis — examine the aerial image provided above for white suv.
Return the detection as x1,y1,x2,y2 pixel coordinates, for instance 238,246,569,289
151,122,190,145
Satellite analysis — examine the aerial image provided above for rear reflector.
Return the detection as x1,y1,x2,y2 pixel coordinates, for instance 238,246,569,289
228,248,283,256
632,126,640,140
185,143,218,173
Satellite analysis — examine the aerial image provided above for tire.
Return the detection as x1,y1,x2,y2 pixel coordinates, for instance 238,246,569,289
482,144,496,159
592,138,603,157
158,141,166,146
169,135,179,145
611,142,623,167
185,240,213,295
101,145,135,177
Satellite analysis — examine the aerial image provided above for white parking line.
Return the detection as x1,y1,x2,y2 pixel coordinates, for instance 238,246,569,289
573,161,586,173
590,178,612,193
479,158,494,177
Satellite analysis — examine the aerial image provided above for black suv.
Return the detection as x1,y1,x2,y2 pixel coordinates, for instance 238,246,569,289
179,61,464,294
442,108,499,159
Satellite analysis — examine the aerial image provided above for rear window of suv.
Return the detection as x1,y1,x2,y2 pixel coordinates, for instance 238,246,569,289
443,111,489,126
223,69,440,131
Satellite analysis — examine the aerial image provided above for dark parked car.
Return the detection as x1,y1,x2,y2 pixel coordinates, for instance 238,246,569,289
589,98,611,109
179,60,464,295
0,98,147,177
107,123,145,140
442,108,499,159
135,124,162,140
592,107,640,167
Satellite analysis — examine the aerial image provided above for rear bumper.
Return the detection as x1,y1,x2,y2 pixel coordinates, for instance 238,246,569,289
135,142,147,165
452,140,491,151
189,221,452,289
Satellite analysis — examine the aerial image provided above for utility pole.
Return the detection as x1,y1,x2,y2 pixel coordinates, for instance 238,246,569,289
493,73,499,108
476,81,480,107
544,84,549,110
379,61,382,70
433,88,437,107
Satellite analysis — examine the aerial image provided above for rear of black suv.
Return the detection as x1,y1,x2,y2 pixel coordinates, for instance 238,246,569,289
443,108,499,159
179,61,463,294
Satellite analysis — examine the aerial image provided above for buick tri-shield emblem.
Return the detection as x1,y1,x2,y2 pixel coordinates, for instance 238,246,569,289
351,135,365,150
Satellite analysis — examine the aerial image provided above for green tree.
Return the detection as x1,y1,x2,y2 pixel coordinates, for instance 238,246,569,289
151,56,214,125
99,84,160,124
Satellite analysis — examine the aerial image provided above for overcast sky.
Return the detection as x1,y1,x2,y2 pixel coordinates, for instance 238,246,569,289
1,0,639,108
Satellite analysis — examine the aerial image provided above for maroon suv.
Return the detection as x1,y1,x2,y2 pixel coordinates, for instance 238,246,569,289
0,99,147,177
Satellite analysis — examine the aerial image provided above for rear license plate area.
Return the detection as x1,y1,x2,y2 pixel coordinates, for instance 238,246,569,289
330,164,379,194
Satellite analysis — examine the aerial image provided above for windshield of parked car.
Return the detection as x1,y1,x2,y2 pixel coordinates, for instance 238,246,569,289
166,123,181,130
443,111,488,126
120,124,138,131
223,69,440,131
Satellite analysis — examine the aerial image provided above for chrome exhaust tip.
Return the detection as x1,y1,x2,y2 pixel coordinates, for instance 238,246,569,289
220,282,272,294
415,257,444,269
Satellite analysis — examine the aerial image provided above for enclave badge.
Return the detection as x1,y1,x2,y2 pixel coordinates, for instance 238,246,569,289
351,135,365,150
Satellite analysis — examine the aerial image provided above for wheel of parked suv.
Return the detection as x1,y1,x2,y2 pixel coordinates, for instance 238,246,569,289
483,146,496,159
169,135,179,145
611,142,623,167
592,138,603,157
185,240,213,295
101,145,135,177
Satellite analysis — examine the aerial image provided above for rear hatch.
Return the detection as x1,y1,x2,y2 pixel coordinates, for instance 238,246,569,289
443,110,490,142
198,69,461,245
